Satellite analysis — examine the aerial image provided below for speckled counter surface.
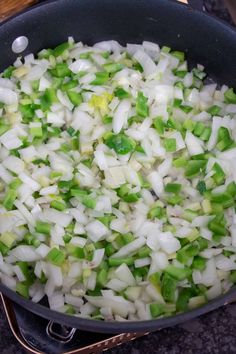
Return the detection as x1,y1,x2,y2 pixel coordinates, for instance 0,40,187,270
1,302,236,354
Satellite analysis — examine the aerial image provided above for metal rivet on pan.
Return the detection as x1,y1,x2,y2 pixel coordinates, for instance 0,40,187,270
11,36,29,54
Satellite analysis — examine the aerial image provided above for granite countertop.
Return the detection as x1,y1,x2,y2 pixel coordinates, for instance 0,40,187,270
1,301,236,354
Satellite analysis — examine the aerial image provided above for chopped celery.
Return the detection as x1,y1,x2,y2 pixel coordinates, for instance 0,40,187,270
164,138,176,152
35,221,51,235
164,183,182,194
53,42,70,57
153,117,165,135
67,91,82,106
161,273,177,303
47,248,65,266
105,133,136,155
224,88,236,104
150,303,165,318
136,92,149,118
91,72,109,85
103,63,123,73
114,87,130,99
165,265,192,281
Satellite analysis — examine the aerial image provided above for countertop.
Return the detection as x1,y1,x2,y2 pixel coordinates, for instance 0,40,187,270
1,301,236,353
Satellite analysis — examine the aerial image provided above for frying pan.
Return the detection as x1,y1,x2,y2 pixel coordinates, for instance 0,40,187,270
0,0,236,334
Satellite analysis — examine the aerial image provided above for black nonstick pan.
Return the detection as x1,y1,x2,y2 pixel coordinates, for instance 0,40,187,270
0,0,236,334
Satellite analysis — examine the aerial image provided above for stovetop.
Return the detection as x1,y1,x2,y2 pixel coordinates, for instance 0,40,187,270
1,296,236,354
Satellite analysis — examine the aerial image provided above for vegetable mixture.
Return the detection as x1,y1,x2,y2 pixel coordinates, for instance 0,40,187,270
0,39,236,321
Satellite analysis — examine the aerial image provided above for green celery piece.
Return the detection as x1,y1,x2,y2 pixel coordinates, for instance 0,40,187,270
79,52,91,59
19,104,35,121
165,265,192,281
165,194,183,206
67,127,79,137
183,119,196,131
3,65,14,78
212,162,225,185
0,122,10,136
122,193,140,203
174,70,187,78
30,123,43,138
176,288,193,311
50,63,71,77
61,80,78,91
164,183,182,194
153,117,165,135
161,273,177,303
24,233,40,247
227,181,236,197
164,138,176,152
171,50,185,62
102,115,113,124
103,63,124,73
192,68,206,80
161,46,171,53
229,270,236,283
105,133,136,155
175,81,185,89
40,88,58,111
210,192,234,209
182,209,198,222
97,268,108,287
97,215,114,228
16,282,29,299
148,206,164,220
192,256,207,271
81,195,96,209
136,92,149,118
35,221,51,235
3,189,17,210
70,187,88,197
122,233,135,244
179,105,193,114
67,245,85,259
137,246,151,258
50,200,67,211
53,42,70,57
65,305,76,315
150,303,165,318
114,87,130,99
173,157,188,168
196,180,206,195
108,257,134,266
46,248,65,266
173,98,183,108
63,234,72,244
0,241,9,256
224,88,236,104
9,178,22,190
197,237,208,251
207,105,221,116
200,127,211,141
193,122,205,137
67,91,82,106
185,160,206,178
149,272,161,287
208,217,226,236
105,243,116,256
91,72,109,85
0,232,16,248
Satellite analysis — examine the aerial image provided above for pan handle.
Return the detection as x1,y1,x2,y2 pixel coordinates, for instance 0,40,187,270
0,0,38,21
